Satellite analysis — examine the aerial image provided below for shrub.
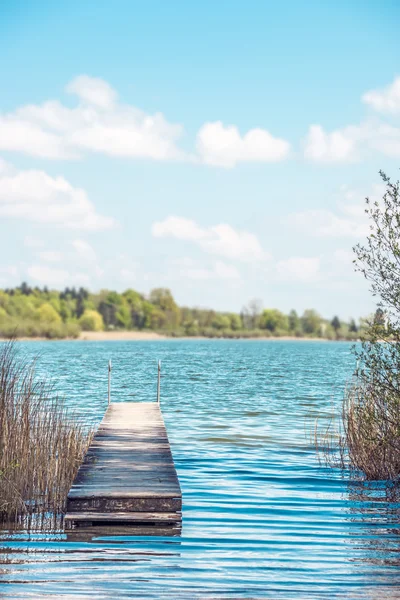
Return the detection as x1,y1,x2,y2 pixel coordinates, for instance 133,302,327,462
318,172,400,490
78,309,104,331
37,303,62,324
0,318,81,339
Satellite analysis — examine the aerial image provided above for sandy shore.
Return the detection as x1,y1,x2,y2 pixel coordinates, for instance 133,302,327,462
1,332,334,342
79,333,331,342
79,331,167,341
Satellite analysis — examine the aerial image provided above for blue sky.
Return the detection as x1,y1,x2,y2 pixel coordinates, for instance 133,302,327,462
0,0,399,319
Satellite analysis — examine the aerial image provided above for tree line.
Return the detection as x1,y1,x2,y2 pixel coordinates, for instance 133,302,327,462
0,282,364,339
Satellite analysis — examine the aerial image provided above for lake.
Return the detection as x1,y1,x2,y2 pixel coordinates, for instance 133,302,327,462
0,340,399,598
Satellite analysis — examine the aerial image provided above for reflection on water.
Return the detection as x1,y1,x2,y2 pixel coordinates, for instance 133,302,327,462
66,525,182,542
0,340,399,598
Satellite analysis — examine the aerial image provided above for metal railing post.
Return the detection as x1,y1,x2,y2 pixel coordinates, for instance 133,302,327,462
157,360,161,403
108,359,112,405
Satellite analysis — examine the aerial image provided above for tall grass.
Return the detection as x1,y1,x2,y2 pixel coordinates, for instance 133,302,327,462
0,342,93,525
316,374,400,495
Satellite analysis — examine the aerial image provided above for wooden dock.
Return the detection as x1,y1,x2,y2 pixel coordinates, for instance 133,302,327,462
64,402,182,529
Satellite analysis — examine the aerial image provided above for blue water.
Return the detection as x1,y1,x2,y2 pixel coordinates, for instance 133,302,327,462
1,340,399,599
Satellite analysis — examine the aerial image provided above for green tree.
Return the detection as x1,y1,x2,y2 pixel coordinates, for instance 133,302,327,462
241,299,263,329
79,309,104,331
331,315,341,332
184,320,199,336
37,303,62,324
149,288,175,310
331,171,400,482
349,318,358,333
115,301,132,329
212,314,231,330
149,288,180,328
373,308,386,328
260,309,288,332
0,291,8,310
149,307,167,329
123,289,146,329
228,313,242,331
98,291,122,328
301,309,321,335
288,309,300,332
76,288,89,318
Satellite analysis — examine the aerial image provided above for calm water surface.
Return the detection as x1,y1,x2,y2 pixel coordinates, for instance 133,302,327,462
0,340,399,599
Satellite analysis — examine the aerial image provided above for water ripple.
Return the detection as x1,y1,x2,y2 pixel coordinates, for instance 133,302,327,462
0,340,399,599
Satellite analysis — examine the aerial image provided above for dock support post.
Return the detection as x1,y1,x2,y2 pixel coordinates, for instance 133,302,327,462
108,359,112,405
157,360,161,403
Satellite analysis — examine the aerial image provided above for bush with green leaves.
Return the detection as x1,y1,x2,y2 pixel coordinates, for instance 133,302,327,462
320,171,400,486
78,309,104,332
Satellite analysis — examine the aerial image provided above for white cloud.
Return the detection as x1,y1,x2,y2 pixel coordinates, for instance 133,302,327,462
0,79,291,166
304,124,356,162
287,183,382,238
0,118,70,159
66,75,117,110
304,76,400,163
196,121,290,167
0,265,19,278
0,265,19,285
152,216,206,242
304,121,400,162
71,239,97,262
362,76,400,114
366,122,400,157
152,216,267,261
0,160,115,230
120,267,136,282
214,260,240,279
0,75,184,161
203,224,266,260
276,256,320,282
175,257,240,280
287,208,369,238
38,251,63,262
27,265,90,287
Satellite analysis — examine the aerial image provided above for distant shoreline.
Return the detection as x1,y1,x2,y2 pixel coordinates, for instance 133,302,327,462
0,331,339,342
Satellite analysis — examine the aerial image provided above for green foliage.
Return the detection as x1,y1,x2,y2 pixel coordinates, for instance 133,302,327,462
115,304,131,329
0,282,360,340
149,288,180,328
331,315,341,332
321,171,400,485
288,309,300,332
349,318,358,333
79,309,104,332
301,309,321,335
260,309,288,332
212,314,231,330
37,303,62,324
228,313,242,331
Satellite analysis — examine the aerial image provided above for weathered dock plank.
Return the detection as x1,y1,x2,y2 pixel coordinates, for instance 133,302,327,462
65,402,181,529
64,511,181,523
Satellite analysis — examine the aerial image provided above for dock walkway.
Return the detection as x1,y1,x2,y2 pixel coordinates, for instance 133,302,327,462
64,402,181,529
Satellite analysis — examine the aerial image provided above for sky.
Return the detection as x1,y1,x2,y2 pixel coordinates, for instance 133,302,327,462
0,0,399,320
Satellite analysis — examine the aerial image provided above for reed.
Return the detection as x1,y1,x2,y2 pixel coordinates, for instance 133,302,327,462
0,342,93,525
316,374,400,492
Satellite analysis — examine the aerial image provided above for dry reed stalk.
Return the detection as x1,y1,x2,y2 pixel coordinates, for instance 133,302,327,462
315,373,400,495
0,341,94,525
